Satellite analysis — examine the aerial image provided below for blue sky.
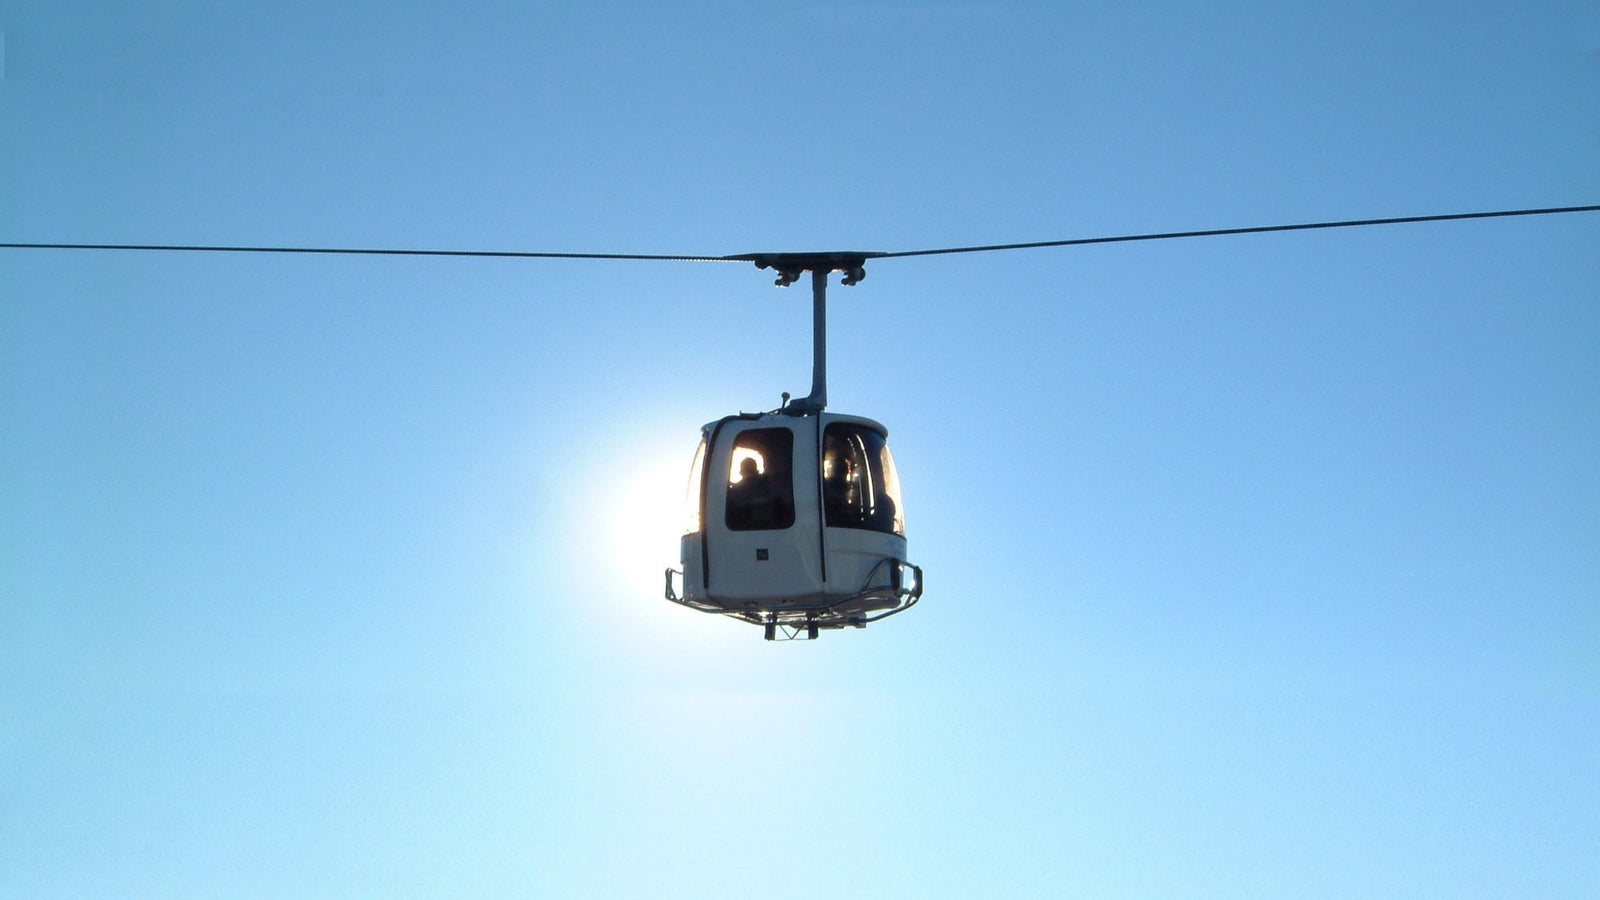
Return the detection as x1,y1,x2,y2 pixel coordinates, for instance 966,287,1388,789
3,2,1597,896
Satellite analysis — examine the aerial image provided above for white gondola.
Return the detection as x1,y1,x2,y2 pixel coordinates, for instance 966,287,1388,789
664,254,923,640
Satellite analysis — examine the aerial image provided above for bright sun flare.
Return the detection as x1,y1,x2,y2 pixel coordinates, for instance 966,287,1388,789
606,455,692,597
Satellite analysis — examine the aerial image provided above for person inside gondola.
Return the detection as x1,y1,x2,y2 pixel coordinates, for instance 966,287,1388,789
728,456,792,530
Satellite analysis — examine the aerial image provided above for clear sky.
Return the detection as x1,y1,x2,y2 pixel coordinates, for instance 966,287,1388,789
3,2,1597,896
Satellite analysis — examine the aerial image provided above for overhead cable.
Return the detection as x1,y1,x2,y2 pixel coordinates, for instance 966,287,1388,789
3,204,1596,262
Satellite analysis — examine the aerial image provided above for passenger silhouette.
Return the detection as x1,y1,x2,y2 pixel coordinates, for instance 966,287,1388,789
728,456,792,530
737,457,761,484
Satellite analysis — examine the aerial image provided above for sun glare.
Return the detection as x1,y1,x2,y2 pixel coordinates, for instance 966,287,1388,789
727,446,765,484
575,439,749,661
606,455,691,598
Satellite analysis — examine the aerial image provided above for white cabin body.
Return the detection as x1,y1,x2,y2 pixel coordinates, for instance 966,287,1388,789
670,410,920,633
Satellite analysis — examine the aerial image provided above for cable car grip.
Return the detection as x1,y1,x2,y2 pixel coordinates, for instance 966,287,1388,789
729,251,881,287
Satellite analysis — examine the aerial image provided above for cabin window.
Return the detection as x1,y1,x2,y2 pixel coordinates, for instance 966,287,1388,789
683,438,708,534
822,423,905,535
725,428,796,531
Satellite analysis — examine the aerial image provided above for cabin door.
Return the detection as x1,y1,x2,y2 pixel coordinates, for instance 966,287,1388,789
705,419,824,604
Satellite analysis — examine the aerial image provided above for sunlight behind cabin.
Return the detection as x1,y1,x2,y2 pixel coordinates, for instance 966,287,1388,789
2,3,1596,896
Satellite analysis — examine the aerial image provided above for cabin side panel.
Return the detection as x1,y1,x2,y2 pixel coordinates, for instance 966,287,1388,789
704,418,825,604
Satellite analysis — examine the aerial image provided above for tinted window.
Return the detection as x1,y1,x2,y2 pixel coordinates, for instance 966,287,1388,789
822,423,904,535
725,428,796,531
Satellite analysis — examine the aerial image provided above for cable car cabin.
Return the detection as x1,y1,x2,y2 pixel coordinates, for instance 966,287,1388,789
666,410,922,640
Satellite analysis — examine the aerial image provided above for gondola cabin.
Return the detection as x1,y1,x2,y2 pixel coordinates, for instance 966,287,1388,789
666,409,922,639
664,252,922,640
